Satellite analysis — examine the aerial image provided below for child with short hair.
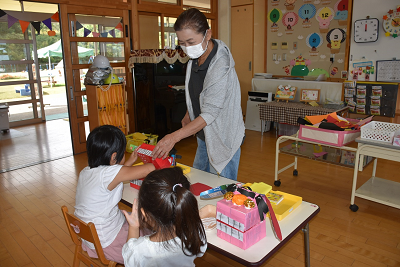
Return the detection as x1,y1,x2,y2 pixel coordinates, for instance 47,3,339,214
122,167,207,267
74,125,155,264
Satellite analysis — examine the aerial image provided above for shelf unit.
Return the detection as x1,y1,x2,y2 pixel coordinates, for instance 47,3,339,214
86,84,127,135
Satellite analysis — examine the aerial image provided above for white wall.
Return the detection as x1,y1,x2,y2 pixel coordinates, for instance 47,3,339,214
349,0,400,81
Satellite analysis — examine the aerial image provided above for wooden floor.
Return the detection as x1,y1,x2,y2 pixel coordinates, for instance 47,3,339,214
1,123,400,266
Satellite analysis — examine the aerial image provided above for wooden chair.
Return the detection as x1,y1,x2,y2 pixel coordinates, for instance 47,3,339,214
61,205,121,267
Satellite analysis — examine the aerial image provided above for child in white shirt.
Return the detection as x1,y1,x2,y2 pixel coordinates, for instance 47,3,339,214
74,125,155,264
122,167,207,267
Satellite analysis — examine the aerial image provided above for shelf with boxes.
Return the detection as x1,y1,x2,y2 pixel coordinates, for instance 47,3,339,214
86,84,127,135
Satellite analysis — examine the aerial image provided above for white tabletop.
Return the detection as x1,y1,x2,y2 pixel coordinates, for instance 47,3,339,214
121,167,319,266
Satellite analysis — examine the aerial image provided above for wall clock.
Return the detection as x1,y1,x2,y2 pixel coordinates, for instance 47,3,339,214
354,18,379,43
382,7,400,38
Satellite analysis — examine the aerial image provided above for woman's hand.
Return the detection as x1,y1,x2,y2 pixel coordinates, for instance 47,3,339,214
181,111,191,127
151,133,178,160
122,199,140,228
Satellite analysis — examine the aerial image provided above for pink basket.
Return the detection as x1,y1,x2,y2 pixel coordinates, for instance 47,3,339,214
298,125,361,147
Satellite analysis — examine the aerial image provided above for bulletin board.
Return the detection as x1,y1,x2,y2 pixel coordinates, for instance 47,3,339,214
266,0,350,79
376,60,400,83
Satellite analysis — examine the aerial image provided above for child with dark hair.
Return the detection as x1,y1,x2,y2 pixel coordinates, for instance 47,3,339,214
74,125,155,264
122,167,207,266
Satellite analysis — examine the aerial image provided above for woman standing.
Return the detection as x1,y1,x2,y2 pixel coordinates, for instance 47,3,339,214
152,8,245,180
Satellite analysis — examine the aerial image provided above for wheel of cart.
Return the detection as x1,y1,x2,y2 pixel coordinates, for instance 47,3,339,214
349,204,359,212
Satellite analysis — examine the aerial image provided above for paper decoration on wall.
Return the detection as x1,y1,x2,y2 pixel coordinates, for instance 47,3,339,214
303,0,312,3
331,66,338,76
322,0,331,5
298,4,316,28
271,0,280,6
283,65,291,75
308,68,330,77
333,0,348,25
282,12,299,34
290,55,311,76
349,61,374,81
316,7,334,33
326,28,346,54
285,0,297,10
306,32,323,56
268,8,283,32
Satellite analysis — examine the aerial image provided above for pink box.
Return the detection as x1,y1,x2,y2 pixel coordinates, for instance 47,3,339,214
217,220,266,250
298,124,360,147
216,199,266,249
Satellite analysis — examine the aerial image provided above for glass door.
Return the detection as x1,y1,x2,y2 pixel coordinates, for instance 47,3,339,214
60,5,132,154
0,14,45,126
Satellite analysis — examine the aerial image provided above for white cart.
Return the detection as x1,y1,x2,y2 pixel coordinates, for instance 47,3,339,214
349,137,400,212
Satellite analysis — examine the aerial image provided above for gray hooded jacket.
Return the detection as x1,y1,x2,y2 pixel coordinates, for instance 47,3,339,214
185,39,245,173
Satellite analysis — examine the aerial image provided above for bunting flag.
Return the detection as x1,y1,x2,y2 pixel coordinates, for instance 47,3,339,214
92,32,100,37
115,22,123,32
83,28,91,37
8,14,19,28
42,18,52,31
51,12,59,22
109,29,115,38
0,9,6,18
19,20,30,33
76,21,83,30
31,21,41,34
100,32,108,38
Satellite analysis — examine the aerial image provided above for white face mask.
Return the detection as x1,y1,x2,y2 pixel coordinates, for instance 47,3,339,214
181,30,209,59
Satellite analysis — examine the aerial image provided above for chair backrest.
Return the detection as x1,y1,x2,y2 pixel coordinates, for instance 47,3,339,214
61,205,114,266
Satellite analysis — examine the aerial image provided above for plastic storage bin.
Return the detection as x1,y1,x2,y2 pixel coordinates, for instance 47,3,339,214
361,121,400,143
126,132,158,153
0,104,10,132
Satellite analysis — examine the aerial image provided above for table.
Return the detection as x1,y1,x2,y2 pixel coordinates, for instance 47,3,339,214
251,77,343,103
259,102,347,135
40,74,56,87
121,167,320,267
349,137,400,212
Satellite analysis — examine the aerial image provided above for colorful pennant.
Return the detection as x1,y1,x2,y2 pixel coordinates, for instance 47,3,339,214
109,29,115,38
0,9,6,18
76,21,83,30
19,20,30,33
83,28,91,37
8,14,19,28
42,18,52,31
115,22,123,32
31,21,41,34
92,32,100,37
51,12,59,22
